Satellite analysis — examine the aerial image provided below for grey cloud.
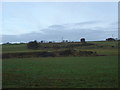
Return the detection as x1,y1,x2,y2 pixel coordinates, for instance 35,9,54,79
74,21,100,26
48,25,65,30
2,21,118,43
48,21,100,29
2,28,118,43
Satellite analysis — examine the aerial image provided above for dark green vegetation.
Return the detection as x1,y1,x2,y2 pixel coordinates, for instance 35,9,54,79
3,56,118,88
2,41,118,55
2,50,97,59
2,41,119,88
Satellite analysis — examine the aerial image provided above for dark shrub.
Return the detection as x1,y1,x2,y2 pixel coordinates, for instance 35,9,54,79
37,51,56,57
111,46,114,47
2,51,56,59
78,51,97,56
59,49,75,56
27,40,39,49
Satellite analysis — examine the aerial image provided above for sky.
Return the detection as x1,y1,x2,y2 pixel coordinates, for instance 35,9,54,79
1,2,118,43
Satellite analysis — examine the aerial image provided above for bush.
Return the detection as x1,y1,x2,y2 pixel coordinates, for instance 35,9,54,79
111,46,114,48
27,40,39,49
78,51,97,56
2,51,56,59
59,49,75,56
37,51,56,57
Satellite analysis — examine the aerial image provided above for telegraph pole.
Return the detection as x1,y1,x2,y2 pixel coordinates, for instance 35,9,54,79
62,37,63,42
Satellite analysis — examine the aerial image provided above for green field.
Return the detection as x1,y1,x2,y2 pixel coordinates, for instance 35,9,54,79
2,41,119,88
3,56,118,88
2,41,118,56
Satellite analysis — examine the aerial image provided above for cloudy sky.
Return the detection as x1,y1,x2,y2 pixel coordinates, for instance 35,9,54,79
2,2,118,43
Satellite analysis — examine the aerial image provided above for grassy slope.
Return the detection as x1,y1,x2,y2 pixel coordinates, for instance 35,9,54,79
3,56,118,88
2,41,118,56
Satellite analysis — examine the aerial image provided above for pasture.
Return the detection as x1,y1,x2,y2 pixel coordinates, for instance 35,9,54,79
2,41,118,56
3,56,118,88
2,41,119,88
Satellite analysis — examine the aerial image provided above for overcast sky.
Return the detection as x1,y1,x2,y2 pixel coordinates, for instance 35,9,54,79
2,2,118,43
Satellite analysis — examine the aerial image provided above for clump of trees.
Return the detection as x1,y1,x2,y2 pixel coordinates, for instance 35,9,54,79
106,38,115,41
27,40,39,49
81,38,86,43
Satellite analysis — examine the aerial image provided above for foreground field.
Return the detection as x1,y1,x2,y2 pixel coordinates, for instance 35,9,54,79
3,56,118,88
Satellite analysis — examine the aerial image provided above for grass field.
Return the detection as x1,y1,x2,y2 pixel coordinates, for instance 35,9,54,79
3,56,118,88
2,41,118,54
2,41,119,88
